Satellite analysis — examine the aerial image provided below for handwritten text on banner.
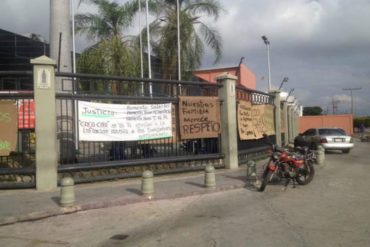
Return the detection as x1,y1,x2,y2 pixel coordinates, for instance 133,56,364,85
78,101,172,141
179,96,221,140
238,101,275,140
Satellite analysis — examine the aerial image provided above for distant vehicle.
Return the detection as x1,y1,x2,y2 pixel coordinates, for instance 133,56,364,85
294,128,354,153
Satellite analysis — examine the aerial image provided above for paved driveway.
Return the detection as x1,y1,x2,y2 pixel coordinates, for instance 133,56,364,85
0,141,369,247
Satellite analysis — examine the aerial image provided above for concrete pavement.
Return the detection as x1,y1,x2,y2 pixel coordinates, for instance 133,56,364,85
0,163,262,226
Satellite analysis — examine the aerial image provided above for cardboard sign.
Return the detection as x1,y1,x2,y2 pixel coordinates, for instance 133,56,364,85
179,96,221,140
238,101,255,140
238,101,275,140
78,101,172,141
0,101,17,156
264,104,275,135
281,110,286,133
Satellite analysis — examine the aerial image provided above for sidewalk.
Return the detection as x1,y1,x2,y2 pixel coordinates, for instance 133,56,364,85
0,165,260,226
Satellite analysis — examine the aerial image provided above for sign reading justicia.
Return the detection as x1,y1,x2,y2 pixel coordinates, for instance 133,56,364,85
78,101,172,141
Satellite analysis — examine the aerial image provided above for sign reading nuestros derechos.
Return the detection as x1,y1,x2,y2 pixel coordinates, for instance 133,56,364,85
78,101,172,141
179,96,221,140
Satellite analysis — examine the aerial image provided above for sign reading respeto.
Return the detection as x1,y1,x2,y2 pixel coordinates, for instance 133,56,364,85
179,96,221,140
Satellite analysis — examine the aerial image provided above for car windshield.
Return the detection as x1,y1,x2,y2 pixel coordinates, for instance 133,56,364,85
318,129,346,136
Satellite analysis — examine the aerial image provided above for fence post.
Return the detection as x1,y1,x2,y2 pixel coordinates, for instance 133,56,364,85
271,90,281,146
217,73,238,169
287,104,293,143
31,56,58,191
295,105,301,138
282,100,289,145
291,102,299,142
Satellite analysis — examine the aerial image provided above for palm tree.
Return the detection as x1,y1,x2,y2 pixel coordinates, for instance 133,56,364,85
76,0,141,94
149,0,223,80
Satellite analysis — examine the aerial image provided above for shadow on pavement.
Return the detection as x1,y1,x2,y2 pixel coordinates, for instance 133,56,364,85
126,188,142,196
185,181,205,188
222,174,246,182
51,196,60,206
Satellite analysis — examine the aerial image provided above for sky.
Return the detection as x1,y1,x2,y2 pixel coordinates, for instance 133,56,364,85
0,0,370,115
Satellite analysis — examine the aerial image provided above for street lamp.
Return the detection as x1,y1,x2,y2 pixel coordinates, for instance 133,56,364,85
288,88,295,97
287,88,295,103
278,77,288,90
261,35,272,91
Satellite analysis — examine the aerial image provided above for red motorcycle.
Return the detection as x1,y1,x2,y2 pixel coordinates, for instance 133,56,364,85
258,138,315,192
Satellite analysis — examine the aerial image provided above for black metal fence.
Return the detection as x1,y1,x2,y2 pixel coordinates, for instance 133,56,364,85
55,72,223,182
0,71,35,188
0,70,281,188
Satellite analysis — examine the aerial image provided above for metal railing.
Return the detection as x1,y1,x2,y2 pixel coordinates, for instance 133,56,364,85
55,72,224,181
0,71,35,188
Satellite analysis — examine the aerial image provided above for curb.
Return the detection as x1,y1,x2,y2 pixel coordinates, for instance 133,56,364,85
0,182,250,226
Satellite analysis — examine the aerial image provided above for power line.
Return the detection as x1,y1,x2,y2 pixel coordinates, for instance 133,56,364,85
342,87,362,116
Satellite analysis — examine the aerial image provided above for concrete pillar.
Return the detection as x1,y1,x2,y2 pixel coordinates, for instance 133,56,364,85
60,177,75,207
141,170,154,198
271,90,281,146
204,165,216,188
217,73,238,169
31,56,58,191
287,105,293,143
294,106,300,137
282,101,289,145
293,108,298,138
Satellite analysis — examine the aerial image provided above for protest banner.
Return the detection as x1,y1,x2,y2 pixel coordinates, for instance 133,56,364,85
179,96,221,140
238,101,275,140
237,101,255,140
78,101,172,141
264,104,275,135
281,110,286,133
0,101,17,156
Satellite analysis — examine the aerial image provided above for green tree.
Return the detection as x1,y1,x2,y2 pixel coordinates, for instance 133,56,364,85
76,0,141,94
303,106,323,116
149,0,223,80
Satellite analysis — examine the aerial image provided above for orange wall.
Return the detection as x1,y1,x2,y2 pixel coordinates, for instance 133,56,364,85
299,114,354,135
193,64,256,90
239,64,256,89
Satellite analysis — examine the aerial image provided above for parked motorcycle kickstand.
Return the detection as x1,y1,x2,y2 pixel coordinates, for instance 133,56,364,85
282,178,296,191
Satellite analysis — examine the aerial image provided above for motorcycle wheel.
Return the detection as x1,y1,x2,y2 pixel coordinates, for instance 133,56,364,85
295,160,315,185
259,170,274,192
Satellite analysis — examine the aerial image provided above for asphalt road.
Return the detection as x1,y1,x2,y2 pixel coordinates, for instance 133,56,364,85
0,141,369,247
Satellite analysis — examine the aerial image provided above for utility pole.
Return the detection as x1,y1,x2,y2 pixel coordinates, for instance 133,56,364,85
342,87,362,115
50,0,72,90
331,97,340,114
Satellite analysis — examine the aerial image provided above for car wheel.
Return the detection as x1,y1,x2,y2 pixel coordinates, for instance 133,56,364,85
342,149,350,154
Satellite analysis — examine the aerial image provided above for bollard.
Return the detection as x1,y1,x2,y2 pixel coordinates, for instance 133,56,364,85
204,165,216,189
246,160,256,178
60,177,75,207
141,170,154,198
315,145,325,165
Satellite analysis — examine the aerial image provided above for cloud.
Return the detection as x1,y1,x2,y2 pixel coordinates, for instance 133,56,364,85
0,0,369,115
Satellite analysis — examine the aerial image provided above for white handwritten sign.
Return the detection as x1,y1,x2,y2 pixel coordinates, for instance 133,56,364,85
78,101,172,141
